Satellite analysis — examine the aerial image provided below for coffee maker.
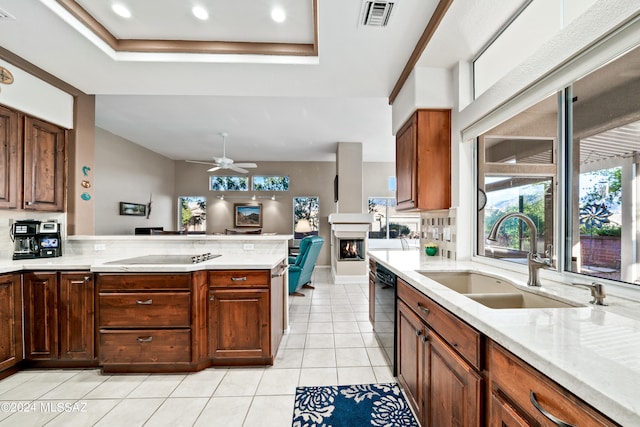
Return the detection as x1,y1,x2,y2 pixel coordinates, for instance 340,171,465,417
37,220,62,258
11,220,40,259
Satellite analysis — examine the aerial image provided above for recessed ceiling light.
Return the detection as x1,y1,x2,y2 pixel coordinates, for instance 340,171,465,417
271,7,286,23
112,3,131,18
192,5,209,20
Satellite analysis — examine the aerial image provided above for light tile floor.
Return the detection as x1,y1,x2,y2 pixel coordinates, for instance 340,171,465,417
0,268,394,427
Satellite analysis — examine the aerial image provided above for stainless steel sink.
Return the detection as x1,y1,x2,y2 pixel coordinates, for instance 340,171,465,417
420,271,581,309
105,253,221,265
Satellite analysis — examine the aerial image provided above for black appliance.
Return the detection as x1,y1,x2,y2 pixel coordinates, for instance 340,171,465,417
37,221,62,258
11,220,40,259
372,262,397,375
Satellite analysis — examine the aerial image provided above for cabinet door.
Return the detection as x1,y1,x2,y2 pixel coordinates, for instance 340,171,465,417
23,116,66,211
208,289,269,362
0,274,23,371
395,114,417,210
415,109,451,210
0,106,20,209
427,332,483,427
59,273,94,360
24,272,59,360
397,300,425,423
489,393,532,427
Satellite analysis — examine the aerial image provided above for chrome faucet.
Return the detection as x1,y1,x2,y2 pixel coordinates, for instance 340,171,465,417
487,212,552,287
571,282,607,306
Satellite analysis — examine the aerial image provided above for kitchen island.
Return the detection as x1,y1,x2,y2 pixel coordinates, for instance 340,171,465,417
0,234,291,377
369,249,640,427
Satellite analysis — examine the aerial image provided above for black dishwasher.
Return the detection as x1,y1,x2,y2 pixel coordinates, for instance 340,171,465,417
372,262,397,376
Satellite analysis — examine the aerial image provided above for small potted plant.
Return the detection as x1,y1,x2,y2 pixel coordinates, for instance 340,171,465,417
425,242,438,256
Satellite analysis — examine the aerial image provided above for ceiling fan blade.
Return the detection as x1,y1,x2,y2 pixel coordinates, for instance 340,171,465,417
186,160,217,166
207,166,222,172
229,166,249,173
234,163,257,168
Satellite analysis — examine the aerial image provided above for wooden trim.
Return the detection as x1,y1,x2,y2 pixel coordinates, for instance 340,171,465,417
389,0,453,105
55,0,318,57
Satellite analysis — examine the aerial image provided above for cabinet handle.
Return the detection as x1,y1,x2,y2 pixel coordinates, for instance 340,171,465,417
417,303,430,315
231,276,247,281
415,329,422,337
421,335,428,343
26,201,34,206
209,295,215,301
136,336,153,343
530,391,576,427
84,276,91,282
136,299,153,305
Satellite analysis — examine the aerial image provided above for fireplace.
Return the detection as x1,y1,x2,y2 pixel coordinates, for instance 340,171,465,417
339,239,364,261
328,213,373,283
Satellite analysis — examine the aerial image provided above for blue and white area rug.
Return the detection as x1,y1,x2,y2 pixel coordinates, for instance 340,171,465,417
292,383,419,427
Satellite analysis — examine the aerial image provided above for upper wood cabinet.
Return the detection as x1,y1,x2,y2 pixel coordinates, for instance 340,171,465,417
396,109,451,211
23,116,66,212
0,105,21,209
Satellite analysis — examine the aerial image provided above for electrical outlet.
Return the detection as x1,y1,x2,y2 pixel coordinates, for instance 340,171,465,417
243,243,254,250
94,244,106,251
443,227,451,242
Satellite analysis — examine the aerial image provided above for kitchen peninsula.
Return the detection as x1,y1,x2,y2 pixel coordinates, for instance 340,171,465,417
369,249,640,427
0,234,291,377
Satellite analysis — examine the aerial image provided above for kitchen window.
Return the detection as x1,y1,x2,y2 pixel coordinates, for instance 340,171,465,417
477,42,640,287
368,197,420,241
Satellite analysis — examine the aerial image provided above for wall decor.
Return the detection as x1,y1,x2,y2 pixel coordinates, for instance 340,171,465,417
119,202,147,216
234,203,262,227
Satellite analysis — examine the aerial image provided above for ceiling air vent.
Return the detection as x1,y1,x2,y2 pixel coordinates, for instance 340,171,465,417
360,1,396,27
0,7,16,20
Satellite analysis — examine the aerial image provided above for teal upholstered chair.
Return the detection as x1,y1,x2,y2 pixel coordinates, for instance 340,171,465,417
288,236,324,296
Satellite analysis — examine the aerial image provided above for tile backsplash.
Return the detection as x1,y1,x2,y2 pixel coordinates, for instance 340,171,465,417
421,208,457,260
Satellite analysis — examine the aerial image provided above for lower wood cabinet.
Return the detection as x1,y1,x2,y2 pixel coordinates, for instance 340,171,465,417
397,278,482,427
0,274,22,375
23,271,94,362
488,340,618,427
97,272,207,373
208,265,285,365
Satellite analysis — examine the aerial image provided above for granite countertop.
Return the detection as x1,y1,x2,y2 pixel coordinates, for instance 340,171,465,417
369,249,640,426
0,253,286,274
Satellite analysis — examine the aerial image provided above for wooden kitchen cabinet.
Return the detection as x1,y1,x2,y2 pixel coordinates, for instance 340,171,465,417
0,274,23,376
23,116,66,212
208,266,285,365
396,109,451,211
97,272,207,372
397,278,482,427
23,271,94,361
488,340,619,427
0,105,21,209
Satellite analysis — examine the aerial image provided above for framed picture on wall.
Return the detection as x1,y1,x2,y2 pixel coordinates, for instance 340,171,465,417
119,202,146,216
234,203,262,227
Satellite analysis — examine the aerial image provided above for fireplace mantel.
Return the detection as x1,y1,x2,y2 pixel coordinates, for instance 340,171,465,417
328,213,373,283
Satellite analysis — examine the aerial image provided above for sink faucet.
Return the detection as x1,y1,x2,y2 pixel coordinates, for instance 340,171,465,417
487,212,552,287
571,282,607,306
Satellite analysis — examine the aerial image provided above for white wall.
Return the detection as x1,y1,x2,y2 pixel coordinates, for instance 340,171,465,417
94,127,176,235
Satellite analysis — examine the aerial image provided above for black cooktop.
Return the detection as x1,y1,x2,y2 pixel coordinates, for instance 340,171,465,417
105,253,221,265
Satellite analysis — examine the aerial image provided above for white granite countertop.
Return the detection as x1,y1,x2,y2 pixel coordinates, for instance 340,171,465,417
0,253,285,274
369,249,640,426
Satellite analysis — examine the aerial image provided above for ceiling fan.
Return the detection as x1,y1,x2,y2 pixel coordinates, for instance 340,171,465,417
186,132,257,173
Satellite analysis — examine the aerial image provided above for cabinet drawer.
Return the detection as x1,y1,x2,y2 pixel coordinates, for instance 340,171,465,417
489,341,618,427
98,274,191,291
99,292,190,327
397,278,481,369
99,329,191,364
208,270,268,288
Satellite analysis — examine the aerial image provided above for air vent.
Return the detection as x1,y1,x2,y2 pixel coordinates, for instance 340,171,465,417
360,1,396,27
0,7,15,20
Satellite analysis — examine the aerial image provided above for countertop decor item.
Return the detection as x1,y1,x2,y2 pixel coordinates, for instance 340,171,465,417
425,242,438,256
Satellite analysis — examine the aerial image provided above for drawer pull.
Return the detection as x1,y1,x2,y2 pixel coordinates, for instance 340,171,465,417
417,303,430,315
136,299,153,305
530,391,576,427
415,329,423,337
421,335,428,343
136,336,153,343
231,276,247,281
